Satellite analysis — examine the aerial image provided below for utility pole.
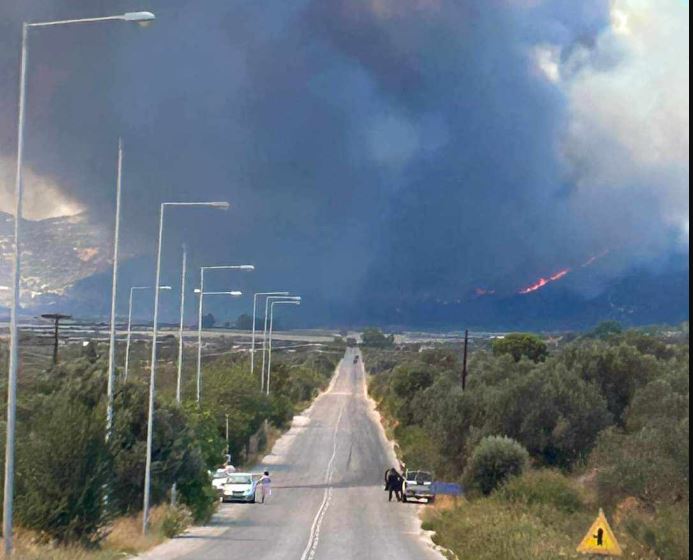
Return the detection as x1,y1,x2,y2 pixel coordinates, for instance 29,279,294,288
176,246,187,403
173,247,186,508
106,138,124,442
225,413,229,456
41,313,71,365
461,329,469,390
5,13,157,556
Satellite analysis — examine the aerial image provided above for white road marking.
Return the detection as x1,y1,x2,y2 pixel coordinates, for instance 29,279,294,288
299,365,347,560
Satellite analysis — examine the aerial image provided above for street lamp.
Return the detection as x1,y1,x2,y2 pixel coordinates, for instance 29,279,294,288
122,12,157,25
123,285,172,382
195,263,253,403
225,413,230,457
266,298,301,396
251,292,289,377
106,139,124,444
260,295,297,392
4,11,156,555
142,201,229,534
175,246,187,404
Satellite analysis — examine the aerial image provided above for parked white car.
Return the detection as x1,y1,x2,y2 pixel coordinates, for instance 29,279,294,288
402,469,435,503
212,470,230,495
221,473,257,503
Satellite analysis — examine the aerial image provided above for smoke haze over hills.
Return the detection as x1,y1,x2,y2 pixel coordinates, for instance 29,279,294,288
0,0,688,328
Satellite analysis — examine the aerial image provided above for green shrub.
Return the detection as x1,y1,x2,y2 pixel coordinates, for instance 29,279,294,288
591,420,689,508
360,327,394,348
108,382,216,519
558,341,662,423
648,504,690,560
491,333,548,363
159,505,193,538
395,425,443,472
620,503,689,560
496,470,584,513
390,361,436,424
589,320,623,339
427,498,583,560
15,389,110,544
463,436,529,495
482,363,613,468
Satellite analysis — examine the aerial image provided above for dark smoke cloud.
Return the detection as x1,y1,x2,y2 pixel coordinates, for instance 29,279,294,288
0,0,687,325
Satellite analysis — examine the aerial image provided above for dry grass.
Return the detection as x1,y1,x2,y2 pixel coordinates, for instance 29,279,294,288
0,505,185,560
423,490,659,560
430,494,461,513
0,531,121,560
103,505,172,554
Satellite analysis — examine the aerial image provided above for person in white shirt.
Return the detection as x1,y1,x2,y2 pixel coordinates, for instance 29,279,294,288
259,471,272,503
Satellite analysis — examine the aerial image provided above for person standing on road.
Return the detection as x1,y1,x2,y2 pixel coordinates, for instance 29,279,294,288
259,471,272,503
385,467,403,502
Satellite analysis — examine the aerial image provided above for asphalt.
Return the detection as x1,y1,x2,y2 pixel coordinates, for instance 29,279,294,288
139,348,444,560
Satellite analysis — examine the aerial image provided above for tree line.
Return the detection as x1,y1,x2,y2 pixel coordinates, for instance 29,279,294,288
365,323,689,558
0,341,339,546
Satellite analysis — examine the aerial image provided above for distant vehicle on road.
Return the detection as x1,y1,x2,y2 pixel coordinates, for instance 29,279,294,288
212,471,229,496
402,469,434,503
221,473,257,503
211,466,236,496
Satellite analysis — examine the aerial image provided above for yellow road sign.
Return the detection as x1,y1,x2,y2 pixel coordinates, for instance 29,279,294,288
576,508,623,556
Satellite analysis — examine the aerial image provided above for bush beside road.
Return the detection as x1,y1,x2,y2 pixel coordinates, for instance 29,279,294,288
364,323,689,560
0,337,339,557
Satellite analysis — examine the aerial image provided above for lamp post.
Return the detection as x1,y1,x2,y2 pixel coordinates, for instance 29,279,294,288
106,139,124,442
142,201,229,534
195,265,254,403
176,247,187,403
4,11,156,555
194,285,248,402
251,292,289,377
260,295,296,392
266,298,301,396
123,285,171,382
225,413,230,456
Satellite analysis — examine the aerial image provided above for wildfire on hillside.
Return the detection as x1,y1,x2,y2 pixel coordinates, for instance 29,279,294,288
517,250,610,295
518,269,570,294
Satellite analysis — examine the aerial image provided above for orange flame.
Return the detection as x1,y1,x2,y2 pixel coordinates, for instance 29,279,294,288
518,268,571,294
517,250,610,295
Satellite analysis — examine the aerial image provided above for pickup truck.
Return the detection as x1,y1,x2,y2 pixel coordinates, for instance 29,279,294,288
402,469,435,503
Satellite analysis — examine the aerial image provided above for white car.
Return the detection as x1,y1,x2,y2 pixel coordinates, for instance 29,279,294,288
211,470,230,495
402,470,435,503
221,473,257,503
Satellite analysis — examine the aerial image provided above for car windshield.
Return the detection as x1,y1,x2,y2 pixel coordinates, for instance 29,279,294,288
407,471,432,482
226,475,252,484
213,472,228,480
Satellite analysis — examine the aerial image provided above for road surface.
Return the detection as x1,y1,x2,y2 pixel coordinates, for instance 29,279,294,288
140,348,444,560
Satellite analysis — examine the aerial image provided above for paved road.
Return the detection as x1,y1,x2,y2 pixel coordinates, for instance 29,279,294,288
140,348,444,560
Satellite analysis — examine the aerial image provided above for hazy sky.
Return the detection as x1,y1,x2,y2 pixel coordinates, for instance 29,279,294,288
0,0,688,324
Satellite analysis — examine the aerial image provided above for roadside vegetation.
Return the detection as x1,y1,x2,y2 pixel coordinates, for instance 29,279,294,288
0,336,340,558
363,323,689,560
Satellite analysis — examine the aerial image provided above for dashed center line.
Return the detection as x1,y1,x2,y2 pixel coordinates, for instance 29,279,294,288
299,366,348,560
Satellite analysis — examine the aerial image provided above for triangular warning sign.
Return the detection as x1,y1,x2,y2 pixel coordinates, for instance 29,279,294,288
576,508,623,556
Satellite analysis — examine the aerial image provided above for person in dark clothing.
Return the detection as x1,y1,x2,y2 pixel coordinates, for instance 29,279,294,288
385,467,404,502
